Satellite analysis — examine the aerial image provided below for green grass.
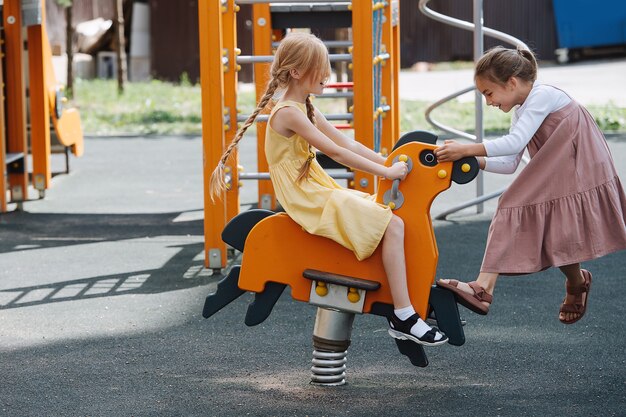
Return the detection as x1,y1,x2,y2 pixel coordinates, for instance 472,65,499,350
71,78,626,137
73,78,203,135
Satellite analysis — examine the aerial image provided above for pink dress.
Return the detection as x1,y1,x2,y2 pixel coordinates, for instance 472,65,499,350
481,99,626,274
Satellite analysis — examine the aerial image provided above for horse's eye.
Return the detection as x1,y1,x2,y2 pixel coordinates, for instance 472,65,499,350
420,150,438,167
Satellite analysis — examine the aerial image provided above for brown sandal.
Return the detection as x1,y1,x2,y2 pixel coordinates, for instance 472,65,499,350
436,279,492,315
559,269,592,325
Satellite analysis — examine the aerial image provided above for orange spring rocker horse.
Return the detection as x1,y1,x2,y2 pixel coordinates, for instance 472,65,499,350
203,131,479,385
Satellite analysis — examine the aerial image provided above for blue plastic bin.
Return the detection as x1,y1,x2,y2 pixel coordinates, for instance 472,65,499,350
553,0,626,49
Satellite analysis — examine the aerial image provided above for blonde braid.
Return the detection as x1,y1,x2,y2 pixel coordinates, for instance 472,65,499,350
295,95,317,183
209,78,280,202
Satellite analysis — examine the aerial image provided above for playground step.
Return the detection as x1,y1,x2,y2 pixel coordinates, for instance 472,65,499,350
303,269,381,291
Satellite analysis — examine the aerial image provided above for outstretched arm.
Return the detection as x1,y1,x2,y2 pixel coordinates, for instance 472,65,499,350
314,108,386,164
435,141,522,173
273,106,407,180
434,140,487,162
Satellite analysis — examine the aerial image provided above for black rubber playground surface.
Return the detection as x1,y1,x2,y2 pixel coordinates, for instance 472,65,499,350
1,135,625,417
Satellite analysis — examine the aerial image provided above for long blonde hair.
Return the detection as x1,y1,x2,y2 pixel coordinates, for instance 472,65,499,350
210,32,332,201
475,45,538,85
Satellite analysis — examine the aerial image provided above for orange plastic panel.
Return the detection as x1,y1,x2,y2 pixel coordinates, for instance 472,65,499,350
52,109,84,157
40,15,84,157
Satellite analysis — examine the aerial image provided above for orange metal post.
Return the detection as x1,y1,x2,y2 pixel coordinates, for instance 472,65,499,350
0,33,6,212
351,1,375,194
391,0,401,143
4,0,28,202
28,1,52,194
252,4,276,210
381,0,399,153
223,0,240,223
199,0,228,269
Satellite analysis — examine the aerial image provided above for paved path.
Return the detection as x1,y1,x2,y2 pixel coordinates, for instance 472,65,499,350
399,58,626,106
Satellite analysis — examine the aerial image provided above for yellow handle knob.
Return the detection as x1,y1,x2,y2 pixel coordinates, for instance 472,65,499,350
347,288,360,303
399,154,408,162
315,282,328,297
388,201,396,210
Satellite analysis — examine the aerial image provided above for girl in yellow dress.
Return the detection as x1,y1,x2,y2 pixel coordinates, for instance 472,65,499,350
210,32,447,347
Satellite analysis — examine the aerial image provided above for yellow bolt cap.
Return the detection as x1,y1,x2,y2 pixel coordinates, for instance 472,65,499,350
316,286,328,296
461,163,471,173
438,170,448,179
347,291,360,303
388,201,396,210
399,154,408,162
315,282,328,296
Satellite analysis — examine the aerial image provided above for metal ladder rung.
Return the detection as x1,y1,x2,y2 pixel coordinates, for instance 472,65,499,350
270,3,352,13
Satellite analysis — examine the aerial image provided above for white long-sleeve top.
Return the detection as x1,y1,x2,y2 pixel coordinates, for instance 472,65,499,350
483,84,571,174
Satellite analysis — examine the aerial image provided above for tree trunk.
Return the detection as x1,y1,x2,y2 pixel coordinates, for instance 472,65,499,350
115,0,127,94
65,5,73,98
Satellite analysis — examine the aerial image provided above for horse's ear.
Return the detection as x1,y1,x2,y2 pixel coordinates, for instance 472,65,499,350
451,157,480,184
222,209,275,251
392,130,438,151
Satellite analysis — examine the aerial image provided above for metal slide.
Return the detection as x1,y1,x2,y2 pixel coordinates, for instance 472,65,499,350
418,0,530,219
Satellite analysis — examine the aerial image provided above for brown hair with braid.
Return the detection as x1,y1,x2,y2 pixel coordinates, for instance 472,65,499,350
475,45,538,86
210,32,331,201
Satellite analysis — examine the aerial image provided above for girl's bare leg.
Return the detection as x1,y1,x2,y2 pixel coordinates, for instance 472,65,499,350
558,263,585,322
381,215,411,309
382,215,445,343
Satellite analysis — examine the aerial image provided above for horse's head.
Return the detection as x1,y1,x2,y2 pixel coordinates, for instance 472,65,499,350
376,130,479,215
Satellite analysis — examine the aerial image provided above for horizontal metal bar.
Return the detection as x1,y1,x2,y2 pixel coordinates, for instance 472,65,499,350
325,82,353,89
240,171,354,180
238,0,350,4
373,52,390,63
237,53,351,64
273,40,353,49
434,189,504,221
237,113,353,123
270,3,351,12
316,92,353,99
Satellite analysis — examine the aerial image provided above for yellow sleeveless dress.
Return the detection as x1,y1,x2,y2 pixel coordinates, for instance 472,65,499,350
265,100,392,261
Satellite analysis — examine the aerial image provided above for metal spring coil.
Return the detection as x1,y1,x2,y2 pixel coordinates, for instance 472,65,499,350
310,350,348,386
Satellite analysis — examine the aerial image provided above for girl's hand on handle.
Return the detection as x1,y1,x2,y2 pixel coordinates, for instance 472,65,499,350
385,161,408,180
434,140,466,162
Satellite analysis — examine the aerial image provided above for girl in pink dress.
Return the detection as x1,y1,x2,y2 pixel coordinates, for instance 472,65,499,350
434,46,626,324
